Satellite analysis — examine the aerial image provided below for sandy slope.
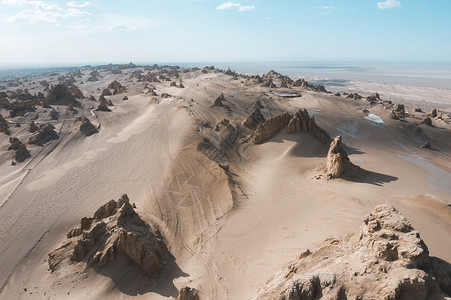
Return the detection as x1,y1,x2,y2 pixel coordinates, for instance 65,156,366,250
0,68,450,299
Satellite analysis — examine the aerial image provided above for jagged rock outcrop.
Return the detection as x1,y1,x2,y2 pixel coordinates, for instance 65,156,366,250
48,195,171,279
286,109,331,144
420,117,432,126
28,124,59,146
178,287,199,300
44,84,79,106
49,108,59,120
346,93,363,100
430,109,438,118
179,82,185,88
101,88,112,96
29,121,39,133
367,92,381,101
9,100,36,117
252,112,291,144
123,96,128,101
224,68,235,76
392,104,406,119
326,136,358,178
79,117,98,136
292,78,313,89
261,79,277,88
68,85,85,99
243,106,265,129
96,98,111,112
214,119,237,144
170,81,177,87
9,137,31,162
0,114,10,135
212,93,229,109
253,205,451,300
108,80,126,95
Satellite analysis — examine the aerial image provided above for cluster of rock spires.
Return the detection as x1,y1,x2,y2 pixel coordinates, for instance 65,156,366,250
0,114,10,135
28,123,58,146
8,137,30,162
251,108,331,145
253,205,451,300
212,93,229,110
79,117,98,136
48,195,171,279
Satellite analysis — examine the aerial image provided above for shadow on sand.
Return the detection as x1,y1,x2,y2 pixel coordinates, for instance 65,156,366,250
94,252,188,298
343,168,398,186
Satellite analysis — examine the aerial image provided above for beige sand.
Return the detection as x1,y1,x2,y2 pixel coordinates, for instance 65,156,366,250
0,67,450,299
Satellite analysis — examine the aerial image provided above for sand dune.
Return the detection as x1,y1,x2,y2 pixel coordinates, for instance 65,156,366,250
0,65,450,299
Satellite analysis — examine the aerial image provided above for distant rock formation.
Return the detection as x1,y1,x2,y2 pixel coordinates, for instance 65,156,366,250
79,117,98,136
108,80,126,95
212,93,229,109
326,136,358,178
9,101,36,117
430,109,438,118
123,96,128,101
367,92,380,101
243,106,265,129
0,114,10,135
170,81,177,87
50,108,59,120
178,287,199,300
392,104,406,119
68,85,85,99
44,84,79,107
29,121,39,133
420,117,432,126
346,93,363,100
179,82,185,88
101,88,112,96
96,98,111,112
292,78,313,89
48,195,171,279
89,95,96,101
253,205,451,300
261,79,277,88
224,68,235,76
9,137,30,162
28,123,59,146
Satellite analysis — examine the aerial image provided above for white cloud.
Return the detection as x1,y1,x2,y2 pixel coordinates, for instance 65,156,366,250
67,1,90,8
2,0,90,24
377,0,401,9
216,2,255,12
320,5,334,14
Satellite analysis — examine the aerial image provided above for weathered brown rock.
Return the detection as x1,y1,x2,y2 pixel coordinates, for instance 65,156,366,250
170,81,177,87
252,112,291,144
212,93,229,109
0,114,10,135
96,98,111,112
253,205,451,300
29,121,39,133
178,82,185,88
261,79,277,88
101,88,112,96
28,124,59,146
178,287,199,300
49,108,59,120
48,195,171,279
79,117,98,136
243,106,265,129
44,84,79,106
108,80,126,95
68,85,85,99
326,136,358,178
430,109,438,118
420,117,432,126
9,137,30,162
367,92,380,101
122,96,128,101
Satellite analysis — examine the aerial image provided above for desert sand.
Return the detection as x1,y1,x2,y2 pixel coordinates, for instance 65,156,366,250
0,65,450,299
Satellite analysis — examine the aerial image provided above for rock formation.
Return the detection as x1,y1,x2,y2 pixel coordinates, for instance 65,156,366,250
50,108,59,120
212,93,229,109
367,92,381,101
179,82,185,88
430,109,438,118
96,98,111,112
29,121,39,133
28,124,59,146
253,205,451,300
243,106,265,129
9,137,31,162
48,195,171,279
261,79,277,88
286,109,331,144
79,117,98,136
178,287,199,300
170,81,177,87
108,80,126,95
44,84,79,106
346,93,363,100
9,100,36,117
0,114,10,135
420,117,432,126
392,104,406,119
326,136,358,178
101,88,112,96
252,112,291,144
68,85,85,99
123,96,128,101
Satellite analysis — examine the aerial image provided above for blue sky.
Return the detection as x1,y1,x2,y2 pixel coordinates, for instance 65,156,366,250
0,0,450,65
